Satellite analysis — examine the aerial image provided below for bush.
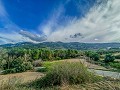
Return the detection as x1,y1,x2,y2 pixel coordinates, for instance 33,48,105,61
31,62,102,88
35,67,47,72
109,62,120,69
2,68,16,74
2,58,33,74
23,62,33,70
92,53,100,61
55,57,61,60
104,54,115,63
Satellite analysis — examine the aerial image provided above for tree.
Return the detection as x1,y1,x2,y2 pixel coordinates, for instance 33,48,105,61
2,58,33,73
92,53,100,61
104,54,115,63
85,51,100,61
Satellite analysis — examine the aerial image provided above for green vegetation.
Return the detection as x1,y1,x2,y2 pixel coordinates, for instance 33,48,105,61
104,54,115,63
85,51,100,61
30,62,102,88
109,62,120,69
0,46,120,90
0,48,80,74
1,42,120,50
85,50,120,71
2,58,33,74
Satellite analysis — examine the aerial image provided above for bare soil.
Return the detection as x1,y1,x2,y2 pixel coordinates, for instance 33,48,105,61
0,72,44,84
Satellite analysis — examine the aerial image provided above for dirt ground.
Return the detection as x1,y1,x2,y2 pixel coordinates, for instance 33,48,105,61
0,72,44,84
0,59,106,84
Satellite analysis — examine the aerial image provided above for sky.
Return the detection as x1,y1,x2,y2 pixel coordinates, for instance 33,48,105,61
0,0,120,44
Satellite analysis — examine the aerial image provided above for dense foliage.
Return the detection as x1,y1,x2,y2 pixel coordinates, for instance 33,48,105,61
2,58,33,74
0,46,120,74
104,54,115,63
0,48,80,74
85,51,100,61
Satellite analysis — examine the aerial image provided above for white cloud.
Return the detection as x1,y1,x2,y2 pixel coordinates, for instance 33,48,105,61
0,1,37,44
43,0,120,43
39,4,65,36
1,0,120,44
0,32,34,44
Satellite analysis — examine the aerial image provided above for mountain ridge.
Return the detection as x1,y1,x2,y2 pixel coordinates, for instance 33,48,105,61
0,42,120,50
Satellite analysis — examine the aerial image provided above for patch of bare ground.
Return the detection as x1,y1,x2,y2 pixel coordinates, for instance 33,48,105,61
0,72,44,84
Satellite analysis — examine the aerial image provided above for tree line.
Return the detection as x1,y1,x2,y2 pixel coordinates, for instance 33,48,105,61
0,48,80,74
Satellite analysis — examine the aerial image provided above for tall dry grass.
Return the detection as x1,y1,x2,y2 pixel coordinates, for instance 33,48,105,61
30,62,102,88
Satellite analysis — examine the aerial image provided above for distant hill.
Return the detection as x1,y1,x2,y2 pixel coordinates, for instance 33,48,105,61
0,42,120,50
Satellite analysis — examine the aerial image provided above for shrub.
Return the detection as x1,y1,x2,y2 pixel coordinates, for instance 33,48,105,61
109,62,120,69
2,68,16,74
2,58,33,74
92,53,100,61
23,62,33,70
31,62,102,88
55,57,61,60
104,54,115,63
35,67,47,72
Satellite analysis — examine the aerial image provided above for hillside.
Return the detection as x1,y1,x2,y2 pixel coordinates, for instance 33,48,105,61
0,42,120,50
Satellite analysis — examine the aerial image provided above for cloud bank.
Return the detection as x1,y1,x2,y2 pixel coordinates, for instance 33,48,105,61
19,30,47,42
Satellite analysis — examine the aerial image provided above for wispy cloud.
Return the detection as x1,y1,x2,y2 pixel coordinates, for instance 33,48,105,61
42,0,120,43
0,0,46,44
1,0,120,44
39,4,65,36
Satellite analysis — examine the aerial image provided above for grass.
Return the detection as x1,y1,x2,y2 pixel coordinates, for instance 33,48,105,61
30,62,102,88
0,72,44,84
0,73,119,90
41,59,81,72
0,59,120,90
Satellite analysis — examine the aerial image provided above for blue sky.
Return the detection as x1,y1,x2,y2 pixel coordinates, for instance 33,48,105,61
0,0,120,44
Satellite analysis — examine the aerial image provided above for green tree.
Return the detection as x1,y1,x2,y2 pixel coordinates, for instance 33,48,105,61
92,53,100,61
104,54,115,63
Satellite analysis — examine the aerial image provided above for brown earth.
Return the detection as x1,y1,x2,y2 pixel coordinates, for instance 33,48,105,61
0,72,44,84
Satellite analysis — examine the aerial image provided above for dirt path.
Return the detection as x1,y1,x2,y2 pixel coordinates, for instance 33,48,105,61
79,59,107,70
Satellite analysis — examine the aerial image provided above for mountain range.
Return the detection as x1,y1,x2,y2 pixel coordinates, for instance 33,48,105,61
0,42,120,50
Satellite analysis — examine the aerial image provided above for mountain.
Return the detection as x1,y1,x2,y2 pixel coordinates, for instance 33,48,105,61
0,42,120,50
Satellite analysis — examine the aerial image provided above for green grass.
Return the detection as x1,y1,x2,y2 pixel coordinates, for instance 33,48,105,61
42,61,63,72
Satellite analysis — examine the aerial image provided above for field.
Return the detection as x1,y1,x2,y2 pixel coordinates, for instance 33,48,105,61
0,59,120,90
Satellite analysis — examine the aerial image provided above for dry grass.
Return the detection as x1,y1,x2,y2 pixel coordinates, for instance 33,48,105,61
44,59,106,70
60,80,120,90
0,77,119,90
0,72,44,84
0,59,119,90
0,72,44,90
